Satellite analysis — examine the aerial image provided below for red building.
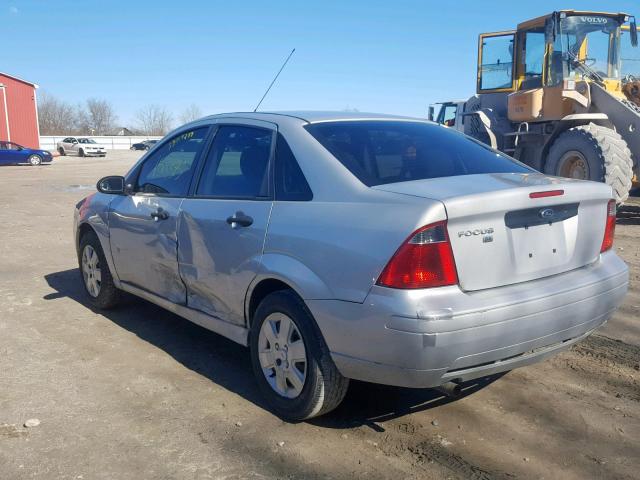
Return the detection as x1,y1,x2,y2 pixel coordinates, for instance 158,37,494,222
0,72,40,149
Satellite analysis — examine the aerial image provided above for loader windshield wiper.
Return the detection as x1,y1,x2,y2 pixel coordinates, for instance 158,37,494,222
566,51,605,86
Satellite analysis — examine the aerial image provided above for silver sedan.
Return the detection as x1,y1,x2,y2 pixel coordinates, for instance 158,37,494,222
73,112,628,420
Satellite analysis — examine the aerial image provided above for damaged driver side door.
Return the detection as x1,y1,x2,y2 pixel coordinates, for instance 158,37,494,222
108,126,211,304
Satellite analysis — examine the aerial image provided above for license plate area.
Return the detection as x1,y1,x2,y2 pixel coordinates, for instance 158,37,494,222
506,203,579,274
504,203,579,229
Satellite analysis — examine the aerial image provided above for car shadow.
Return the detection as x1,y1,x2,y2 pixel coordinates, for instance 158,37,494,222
44,268,503,428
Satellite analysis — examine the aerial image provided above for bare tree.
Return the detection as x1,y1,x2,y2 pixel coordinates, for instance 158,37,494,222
77,98,117,135
134,105,173,136
37,92,78,135
179,104,203,124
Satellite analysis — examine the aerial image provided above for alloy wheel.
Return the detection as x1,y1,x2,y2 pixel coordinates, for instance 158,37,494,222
258,312,307,398
81,245,102,298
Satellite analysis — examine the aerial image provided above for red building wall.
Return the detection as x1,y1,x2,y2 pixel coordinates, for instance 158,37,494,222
0,73,39,149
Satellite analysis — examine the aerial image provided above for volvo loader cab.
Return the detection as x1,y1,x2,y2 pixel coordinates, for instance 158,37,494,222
431,11,640,203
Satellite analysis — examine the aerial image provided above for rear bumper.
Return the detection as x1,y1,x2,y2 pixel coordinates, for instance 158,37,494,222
307,252,628,388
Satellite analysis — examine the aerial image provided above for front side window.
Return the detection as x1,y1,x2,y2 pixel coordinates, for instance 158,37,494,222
136,127,209,195
305,121,532,187
196,125,273,198
5,142,20,150
479,33,515,90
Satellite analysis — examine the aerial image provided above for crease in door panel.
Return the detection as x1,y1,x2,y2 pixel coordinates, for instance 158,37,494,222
175,198,189,305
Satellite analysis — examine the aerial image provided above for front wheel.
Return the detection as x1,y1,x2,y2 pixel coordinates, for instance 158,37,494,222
78,149,85,157
28,154,42,166
545,123,633,203
58,147,65,156
79,230,121,309
249,290,349,421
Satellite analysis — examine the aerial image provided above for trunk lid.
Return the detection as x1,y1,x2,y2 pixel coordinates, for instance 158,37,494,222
373,173,612,291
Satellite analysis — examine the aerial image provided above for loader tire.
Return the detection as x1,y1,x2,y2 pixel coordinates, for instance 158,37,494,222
544,123,633,204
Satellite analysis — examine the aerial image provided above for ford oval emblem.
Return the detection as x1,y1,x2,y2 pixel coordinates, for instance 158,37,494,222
540,208,555,219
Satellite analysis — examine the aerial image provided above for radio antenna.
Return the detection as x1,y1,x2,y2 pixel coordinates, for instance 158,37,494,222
253,48,296,112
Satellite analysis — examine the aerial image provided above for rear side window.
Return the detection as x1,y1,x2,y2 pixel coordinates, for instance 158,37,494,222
275,134,312,201
136,127,208,195
305,121,531,186
196,125,272,198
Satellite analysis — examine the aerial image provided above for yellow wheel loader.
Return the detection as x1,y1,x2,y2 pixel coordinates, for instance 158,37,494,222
429,11,640,203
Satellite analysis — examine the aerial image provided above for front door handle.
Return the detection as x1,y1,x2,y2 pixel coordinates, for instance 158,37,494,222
150,207,169,221
226,211,253,228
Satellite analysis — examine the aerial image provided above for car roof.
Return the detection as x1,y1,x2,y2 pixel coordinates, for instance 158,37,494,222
201,111,428,125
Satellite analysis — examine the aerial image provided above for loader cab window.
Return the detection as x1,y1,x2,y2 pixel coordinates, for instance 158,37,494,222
435,103,458,127
549,15,622,85
621,27,640,77
522,31,545,89
478,33,515,91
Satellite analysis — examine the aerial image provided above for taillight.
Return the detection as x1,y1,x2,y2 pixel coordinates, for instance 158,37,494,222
377,221,458,289
600,199,616,253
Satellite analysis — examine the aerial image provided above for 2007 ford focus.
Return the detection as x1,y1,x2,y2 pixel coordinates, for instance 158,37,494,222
74,112,628,420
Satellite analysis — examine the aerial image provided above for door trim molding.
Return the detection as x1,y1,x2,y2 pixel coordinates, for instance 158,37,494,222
119,281,249,346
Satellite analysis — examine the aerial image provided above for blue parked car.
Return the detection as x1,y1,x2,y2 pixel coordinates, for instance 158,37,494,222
0,141,53,166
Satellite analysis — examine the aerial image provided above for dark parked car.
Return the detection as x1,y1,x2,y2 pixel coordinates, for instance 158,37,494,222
130,140,158,151
0,141,53,165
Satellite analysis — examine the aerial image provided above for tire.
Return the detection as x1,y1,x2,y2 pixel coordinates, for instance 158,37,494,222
249,290,349,421
28,154,42,166
78,148,85,157
58,147,65,156
544,123,633,203
78,230,121,309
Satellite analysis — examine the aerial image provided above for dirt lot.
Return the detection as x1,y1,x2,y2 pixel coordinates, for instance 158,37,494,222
1,150,639,479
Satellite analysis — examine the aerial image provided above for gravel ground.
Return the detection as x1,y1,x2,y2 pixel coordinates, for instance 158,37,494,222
0,150,639,479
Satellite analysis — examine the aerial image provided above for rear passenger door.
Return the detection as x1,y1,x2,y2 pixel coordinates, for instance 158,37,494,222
178,121,275,325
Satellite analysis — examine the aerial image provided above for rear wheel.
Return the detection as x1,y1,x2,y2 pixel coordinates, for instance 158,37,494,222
79,230,121,309
545,123,633,203
28,154,42,166
249,290,349,421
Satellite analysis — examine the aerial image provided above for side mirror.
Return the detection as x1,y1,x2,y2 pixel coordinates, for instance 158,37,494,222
97,175,125,194
427,105,435,121
72,140,78,144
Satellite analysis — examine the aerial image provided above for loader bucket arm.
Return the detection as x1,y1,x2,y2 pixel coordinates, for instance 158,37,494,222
590,83,640,175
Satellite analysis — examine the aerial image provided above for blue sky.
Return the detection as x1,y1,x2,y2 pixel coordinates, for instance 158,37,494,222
2,0,638,126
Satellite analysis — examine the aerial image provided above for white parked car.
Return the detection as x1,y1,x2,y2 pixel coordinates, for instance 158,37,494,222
57,137,107,157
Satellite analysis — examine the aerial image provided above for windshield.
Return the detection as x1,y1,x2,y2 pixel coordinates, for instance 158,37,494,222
305,121,531,186
78,139,96,144
553,15,622,82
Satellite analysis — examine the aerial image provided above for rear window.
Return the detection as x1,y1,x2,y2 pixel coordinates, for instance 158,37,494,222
305,121,531,186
